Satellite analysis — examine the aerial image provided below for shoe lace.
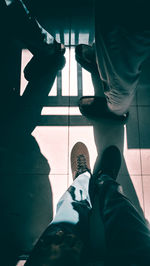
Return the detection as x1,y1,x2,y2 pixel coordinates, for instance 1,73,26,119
76,154,88,176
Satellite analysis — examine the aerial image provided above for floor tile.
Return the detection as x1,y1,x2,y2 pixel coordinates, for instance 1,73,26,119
20,49,33,96
138,106,150,174
130,92,137,106
69,47,78,96
126,106,140,149
123,130,141,176
117,175,144,217
61,47,70,96
69,46,95,99
120,106,141,175
82,69,95,96
32,126,69,175
137,57,150,106
123,148,141,176
69,47,95,126
138,106,150,149
142,176,150,222
141,150,150,175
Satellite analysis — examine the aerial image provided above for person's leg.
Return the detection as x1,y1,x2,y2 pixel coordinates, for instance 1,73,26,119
5,0,65,57
52,142,92,228
76,29,150,120
75,43,129,122
93,146,150,265
95,29,150,116
4,0,66,81
94,1,150,116
76,1,150,119
52,171,92,226
24,142,92,266
25,172,92,266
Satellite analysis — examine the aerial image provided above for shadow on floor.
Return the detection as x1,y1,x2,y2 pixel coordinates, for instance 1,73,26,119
92,119,145,219
90,71,145,220
0,40,67,265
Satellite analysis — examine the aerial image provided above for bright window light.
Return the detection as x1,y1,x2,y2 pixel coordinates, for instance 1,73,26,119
70,47,78,96
41,107,81,116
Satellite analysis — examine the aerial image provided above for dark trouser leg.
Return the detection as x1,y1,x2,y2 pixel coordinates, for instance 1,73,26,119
4,0,56,56
96,174,150,265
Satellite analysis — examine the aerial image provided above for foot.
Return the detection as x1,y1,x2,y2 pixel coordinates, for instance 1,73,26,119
75,44,98,74
52,40,66,56
71,142,91,180
96,146,121,180
79,96,129,123
24,52,66,81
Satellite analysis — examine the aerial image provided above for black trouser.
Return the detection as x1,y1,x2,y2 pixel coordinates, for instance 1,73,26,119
40,171,150,265
2,0,55,56
94,174,150,265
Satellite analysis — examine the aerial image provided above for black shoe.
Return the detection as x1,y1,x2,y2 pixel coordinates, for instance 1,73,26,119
79,96,129,123
96,146,121,180
24,53,66,81
75,44,98,74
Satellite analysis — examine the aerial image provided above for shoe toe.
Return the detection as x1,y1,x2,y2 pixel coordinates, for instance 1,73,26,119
75,44,83,56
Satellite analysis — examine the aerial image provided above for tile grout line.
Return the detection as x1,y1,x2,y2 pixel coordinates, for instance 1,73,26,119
67,24,72,188
136,103,145,214
129,91,145,214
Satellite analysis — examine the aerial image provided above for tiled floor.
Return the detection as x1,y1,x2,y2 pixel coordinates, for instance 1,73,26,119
20,45,150,220
1,1,150,265
17,45,150,266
